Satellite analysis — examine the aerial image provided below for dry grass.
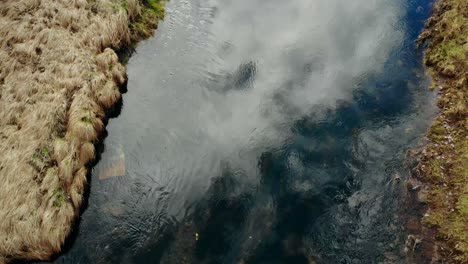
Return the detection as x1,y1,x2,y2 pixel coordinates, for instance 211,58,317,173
0,0,164,262
414,0,468,262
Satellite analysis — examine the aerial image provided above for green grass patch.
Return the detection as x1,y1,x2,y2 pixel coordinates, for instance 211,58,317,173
147,0,165,18
130,0,165,39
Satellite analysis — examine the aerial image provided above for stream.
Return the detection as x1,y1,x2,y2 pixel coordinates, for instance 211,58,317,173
48,0,435,263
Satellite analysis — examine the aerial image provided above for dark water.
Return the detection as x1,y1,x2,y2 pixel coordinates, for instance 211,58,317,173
49,0,436,263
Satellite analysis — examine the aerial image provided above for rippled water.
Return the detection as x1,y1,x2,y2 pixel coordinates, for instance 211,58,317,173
47,0,435,263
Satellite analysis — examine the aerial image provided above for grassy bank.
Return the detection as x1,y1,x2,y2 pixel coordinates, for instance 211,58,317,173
0,0,164,262
412,0,467,262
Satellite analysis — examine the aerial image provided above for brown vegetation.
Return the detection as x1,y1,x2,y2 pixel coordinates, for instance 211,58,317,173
408,0,467,262
0,0,164,262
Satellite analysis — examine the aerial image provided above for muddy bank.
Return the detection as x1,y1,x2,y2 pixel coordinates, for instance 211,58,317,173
406,0,467,262
0,0,163,262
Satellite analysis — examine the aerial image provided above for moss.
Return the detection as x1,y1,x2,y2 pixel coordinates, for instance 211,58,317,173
80,115,93,124
456,194,468,216
423,0,468,75
119,0,129,11
147,0,165,18
33,145,51,160
429,39,467,64
41,146,50,157
130,0,165,39
111,0,128,11
52,188,68,208
109,0,165,39
428,120,445,140
417,0,468,262
422,119,468,261
31,145,53,172
427,159,444,181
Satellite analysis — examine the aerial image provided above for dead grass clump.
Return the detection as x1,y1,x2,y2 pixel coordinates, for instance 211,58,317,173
58,155,75,188
53,138,69,164
79,142,95,167
98,80,122,108
70,167,87,209
126,0,142,21
96,48,119,72
0,0,164,262
112,63,127,85
68,92,105,142
41,168,60,195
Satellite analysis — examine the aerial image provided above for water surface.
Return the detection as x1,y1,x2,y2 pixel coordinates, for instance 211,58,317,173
51,0,435,263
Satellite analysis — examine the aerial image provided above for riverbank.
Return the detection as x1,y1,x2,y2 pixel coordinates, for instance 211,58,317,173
0,0,163,262
408,0,467,262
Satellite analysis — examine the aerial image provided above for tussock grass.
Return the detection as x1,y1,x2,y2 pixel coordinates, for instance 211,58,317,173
79,142,95,167
70,167,87,209
53,138,68,164
0,0,164,262
415,0,468,262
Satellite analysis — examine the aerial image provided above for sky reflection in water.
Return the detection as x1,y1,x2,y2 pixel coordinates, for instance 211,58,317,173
48,0,435,263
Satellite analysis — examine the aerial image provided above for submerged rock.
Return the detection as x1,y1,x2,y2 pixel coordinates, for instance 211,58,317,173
98,144,126,180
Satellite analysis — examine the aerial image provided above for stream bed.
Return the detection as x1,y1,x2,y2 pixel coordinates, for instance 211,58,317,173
49,0,436,263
